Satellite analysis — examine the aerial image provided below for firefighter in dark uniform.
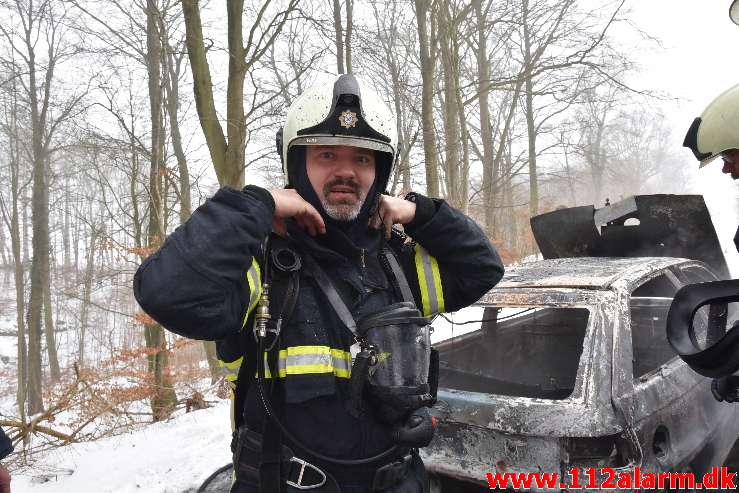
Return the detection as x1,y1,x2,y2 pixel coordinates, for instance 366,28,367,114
684,82,739,403
134,75,504,492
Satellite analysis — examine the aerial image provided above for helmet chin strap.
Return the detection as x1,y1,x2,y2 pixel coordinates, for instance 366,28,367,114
368,190,381,218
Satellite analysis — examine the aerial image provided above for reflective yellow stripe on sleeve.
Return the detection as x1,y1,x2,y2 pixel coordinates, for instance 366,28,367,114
413,244,445,317
243,260,261,329
219,356,243,386
259,346,352,379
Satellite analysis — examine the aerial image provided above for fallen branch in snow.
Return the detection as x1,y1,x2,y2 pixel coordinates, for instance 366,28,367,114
2,339,229,473
0,420,72,442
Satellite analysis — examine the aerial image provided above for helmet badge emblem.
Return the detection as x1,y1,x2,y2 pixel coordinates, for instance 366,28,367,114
339,110,358,128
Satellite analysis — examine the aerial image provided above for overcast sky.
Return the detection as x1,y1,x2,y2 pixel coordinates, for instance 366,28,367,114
630,0,739,126
623,0,739,273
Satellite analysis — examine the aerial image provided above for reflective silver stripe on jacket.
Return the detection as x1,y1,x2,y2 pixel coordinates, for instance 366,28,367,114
413,244,445,316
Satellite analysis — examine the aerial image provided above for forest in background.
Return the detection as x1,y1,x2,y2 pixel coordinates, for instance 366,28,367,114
0,0,691,469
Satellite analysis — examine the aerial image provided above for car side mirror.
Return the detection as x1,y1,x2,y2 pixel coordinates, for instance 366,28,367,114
666,280,739,378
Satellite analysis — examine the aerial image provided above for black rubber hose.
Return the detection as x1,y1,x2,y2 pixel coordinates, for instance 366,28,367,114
257,336,400,465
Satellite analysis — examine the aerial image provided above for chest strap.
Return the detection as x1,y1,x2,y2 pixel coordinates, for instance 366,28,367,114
381,244,414,304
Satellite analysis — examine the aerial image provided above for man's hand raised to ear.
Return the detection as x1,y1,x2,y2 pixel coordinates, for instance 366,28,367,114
268,189,326,237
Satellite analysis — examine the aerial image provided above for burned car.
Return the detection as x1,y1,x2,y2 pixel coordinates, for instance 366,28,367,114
421,195,739,491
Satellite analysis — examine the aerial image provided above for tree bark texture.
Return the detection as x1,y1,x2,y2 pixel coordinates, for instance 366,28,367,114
225,0,247,188
183,0,296,188
181,0,228,183
414,0,440,197
345,0,353,74
78,220,98,369
43,158,60,382
332,0,345,74
3,94,28,411
522,0,538,217
146,0,178,420
440,36,460,208
26,1,50,415
476,0,495,234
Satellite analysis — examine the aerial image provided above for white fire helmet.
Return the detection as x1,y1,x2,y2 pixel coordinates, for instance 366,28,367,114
731,0,739,25
684,83,739,168
276,74,400,191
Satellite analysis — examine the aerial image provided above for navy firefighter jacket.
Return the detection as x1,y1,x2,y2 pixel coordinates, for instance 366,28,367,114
133,185,504,462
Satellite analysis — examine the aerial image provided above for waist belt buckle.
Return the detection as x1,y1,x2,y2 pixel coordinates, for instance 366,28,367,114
371,453,412,491
286,457,327,490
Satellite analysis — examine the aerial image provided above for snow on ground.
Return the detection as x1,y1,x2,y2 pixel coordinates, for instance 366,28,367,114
12,401,232,493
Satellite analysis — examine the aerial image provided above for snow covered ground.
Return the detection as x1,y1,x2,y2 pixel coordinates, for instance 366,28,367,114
12,401,233,493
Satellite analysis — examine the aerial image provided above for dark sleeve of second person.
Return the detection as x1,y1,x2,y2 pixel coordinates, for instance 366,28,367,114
402,194,504,314
0,426,13,461
133,186,274,341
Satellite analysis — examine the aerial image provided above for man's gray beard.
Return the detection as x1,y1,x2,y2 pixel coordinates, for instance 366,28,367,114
322,197,363,222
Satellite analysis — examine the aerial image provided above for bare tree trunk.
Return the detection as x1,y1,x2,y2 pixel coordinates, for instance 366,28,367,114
26,4,50,415
78,220,98,368
332,0,345,73
224,0,247,188
0,88,28,412
345,0,353,74
490,90,520,235
10,170,27,413
522,0,538,218
28,159,47,416
146,0,178,421
202,341,220,383
22,187,29,265
452,46,470,214
440,45,459,205
43,157,60,381
590,119,606,206
181,0,228,181
414,0,439,197
160,26,220,382
43,269,60,381
183,0,297,187
476,0,495,233
63,178,71,289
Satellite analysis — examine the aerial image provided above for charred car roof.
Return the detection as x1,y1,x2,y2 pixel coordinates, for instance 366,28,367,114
495,257,692,291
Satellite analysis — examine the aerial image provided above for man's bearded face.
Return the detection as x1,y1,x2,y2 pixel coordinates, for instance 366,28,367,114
305,145,376,222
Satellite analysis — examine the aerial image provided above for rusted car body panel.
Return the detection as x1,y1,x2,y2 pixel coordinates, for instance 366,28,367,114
421,257,739,491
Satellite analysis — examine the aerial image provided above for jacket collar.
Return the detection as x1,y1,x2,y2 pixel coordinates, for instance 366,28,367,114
284,218,382,263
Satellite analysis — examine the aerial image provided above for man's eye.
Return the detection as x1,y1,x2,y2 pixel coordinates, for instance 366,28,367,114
321,152,332,159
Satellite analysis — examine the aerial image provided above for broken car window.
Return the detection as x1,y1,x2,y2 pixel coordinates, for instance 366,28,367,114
630,274,680,379
433,306,590,400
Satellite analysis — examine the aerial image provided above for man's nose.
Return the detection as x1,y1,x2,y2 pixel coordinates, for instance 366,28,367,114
723,161,733,174
333,157,356,177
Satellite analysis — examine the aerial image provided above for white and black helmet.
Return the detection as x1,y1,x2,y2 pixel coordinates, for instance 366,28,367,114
277,74,400,193
684,83,739,168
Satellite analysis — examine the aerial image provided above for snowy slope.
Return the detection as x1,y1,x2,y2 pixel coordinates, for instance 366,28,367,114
12,401,233,493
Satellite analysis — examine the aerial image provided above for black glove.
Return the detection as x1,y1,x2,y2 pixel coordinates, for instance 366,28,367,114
711,376,739,402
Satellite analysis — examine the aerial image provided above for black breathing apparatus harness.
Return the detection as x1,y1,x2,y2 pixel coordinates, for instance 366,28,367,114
231,230,440,491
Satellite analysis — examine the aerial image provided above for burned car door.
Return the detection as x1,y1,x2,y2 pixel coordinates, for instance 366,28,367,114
622,268,739,476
